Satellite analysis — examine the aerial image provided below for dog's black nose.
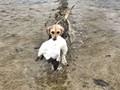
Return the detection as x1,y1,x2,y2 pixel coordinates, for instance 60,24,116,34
53,37,56,41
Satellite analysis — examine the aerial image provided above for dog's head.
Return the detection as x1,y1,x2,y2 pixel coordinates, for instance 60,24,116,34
46,24,64,40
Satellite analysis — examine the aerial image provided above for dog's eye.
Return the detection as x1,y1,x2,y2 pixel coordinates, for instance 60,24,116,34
51,31,55,34
57,31,60,34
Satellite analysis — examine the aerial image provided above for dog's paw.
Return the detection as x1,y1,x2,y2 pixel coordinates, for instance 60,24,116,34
62,60,68,66
35,55,44,62
35,57,40,62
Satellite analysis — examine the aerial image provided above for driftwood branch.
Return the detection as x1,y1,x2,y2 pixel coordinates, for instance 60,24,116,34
56,1,78,24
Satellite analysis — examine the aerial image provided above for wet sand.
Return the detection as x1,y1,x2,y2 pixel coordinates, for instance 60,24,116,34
0,0,120,90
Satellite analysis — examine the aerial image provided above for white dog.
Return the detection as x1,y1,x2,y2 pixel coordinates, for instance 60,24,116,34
35,36,68,70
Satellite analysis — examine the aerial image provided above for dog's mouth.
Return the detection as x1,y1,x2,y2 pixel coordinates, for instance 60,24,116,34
53,37,57,41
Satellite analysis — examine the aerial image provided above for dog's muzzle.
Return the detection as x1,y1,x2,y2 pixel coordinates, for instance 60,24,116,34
53,37,57,41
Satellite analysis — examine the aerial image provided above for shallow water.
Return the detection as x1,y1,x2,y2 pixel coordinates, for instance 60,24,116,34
0,0,120,90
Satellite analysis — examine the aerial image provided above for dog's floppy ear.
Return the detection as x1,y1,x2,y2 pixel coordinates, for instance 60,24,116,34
46,26,52,35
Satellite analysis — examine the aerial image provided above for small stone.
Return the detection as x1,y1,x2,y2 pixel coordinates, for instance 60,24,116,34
93,79,109,87
105,54,111,58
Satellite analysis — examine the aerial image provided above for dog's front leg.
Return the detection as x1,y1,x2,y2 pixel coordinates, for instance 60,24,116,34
35,45,44,61
56,55,61,62
61,44,68,65
61,54,68,65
